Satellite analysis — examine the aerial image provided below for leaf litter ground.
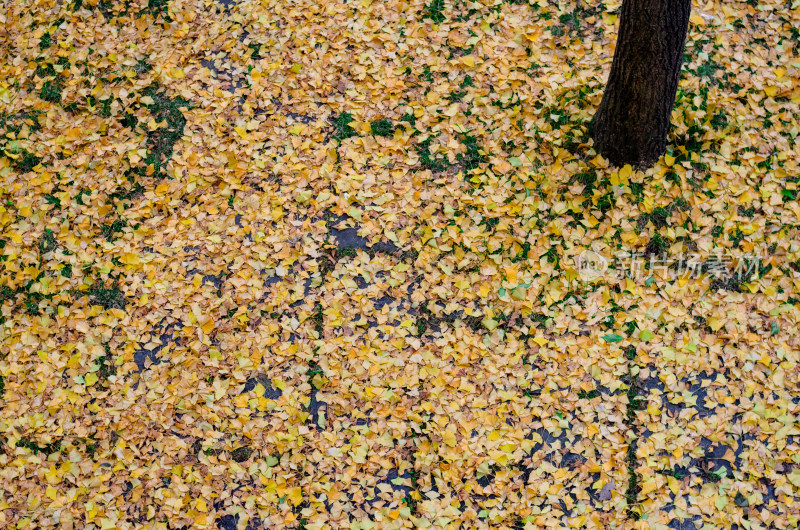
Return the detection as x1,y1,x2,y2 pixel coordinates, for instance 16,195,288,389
0,0,799,529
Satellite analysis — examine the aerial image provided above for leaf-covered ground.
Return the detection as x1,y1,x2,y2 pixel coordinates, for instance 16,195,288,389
1,0,799,528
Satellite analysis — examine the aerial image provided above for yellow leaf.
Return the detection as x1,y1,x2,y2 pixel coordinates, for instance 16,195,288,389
482,318,498,330
494,159,512,174
348,206,362,222
690,13,706,25
619,165,632,182
121,253,140,265
639,478,657,496
668,476,680,494
511,286,527,301
500,442,515,453
442,430,457,447
602,13,617,25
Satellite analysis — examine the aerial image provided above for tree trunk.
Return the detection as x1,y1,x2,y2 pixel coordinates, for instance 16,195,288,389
591,0,692,168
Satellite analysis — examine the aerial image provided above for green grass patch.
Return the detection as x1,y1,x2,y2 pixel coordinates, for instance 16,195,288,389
38,229,57,254
142,0,170,19
10,151,43,173
416,136,449,172
39,32,53,50
101,219,127,241
332,112,358,142
136,85,189,178
230,446,254,462
400,112,417,129
83,284,126,310
16,438,62,455
41,79,62,103
645,233,668,257
370,118,394,137
423,0,446,24
1,110,43,134
458,133,486,172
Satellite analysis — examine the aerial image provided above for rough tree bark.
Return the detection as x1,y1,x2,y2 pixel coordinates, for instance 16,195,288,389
591,0,692,168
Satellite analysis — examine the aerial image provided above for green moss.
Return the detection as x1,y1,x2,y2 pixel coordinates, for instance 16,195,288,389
74,188,92,205
38,229,57,254
83,284,126,310
423,0,446,24
11,151,43,173
136,85,189,178
400,112,417,128
710,111,728,130
332,112,358,142
629,182,644,203
39,32,52,50
730,227,745,249
97,343,116,381
415,136,449,172
645,233,668,257
230,446,253,462
370,118,394,137
247,43,263,60
510,241,531,263
37,62,63,103
447,89,466,102
101,219,127,241
0,110,43,134
108,183,145,203
458,133,486,171
16,438,62,455
91,0,132,18
143,0,170,19
312,302,324,335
